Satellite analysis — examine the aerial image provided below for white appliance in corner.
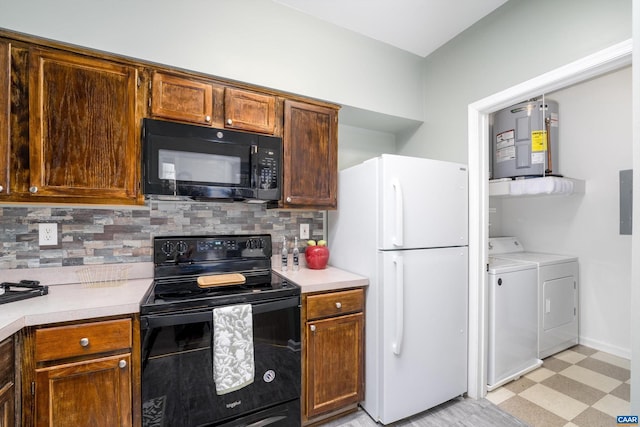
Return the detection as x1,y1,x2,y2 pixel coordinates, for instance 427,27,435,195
328,154,468,425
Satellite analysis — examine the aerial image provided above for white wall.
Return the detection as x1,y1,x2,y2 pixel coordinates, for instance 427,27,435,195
403,0,632,164
494,66,632,357
0,0,424,124
337,125,396,170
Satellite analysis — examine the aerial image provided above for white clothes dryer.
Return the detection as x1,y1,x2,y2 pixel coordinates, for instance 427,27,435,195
489,237,579,359
487,256,542,390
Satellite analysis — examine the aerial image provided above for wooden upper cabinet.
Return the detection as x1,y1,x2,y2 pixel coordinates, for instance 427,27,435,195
283,100,338,209
0,40,9,197
150,71,216,126
224,87,276,134
28,48,139,203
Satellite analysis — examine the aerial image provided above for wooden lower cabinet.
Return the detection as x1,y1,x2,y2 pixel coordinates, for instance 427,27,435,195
302,288,364,425
0,337,15,427
0,384,13,427
35,354,131,427
22,317,138,427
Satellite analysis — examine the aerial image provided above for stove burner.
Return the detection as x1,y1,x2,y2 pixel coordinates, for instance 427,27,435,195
0,280,49,305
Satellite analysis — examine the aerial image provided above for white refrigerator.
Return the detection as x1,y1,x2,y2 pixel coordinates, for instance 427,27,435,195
328,154,468,425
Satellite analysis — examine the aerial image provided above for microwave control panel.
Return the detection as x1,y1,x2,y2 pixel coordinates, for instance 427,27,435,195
257,151,278,190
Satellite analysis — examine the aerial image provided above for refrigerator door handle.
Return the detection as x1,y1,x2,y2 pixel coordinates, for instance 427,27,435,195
392,255,404,356
391,178,404,247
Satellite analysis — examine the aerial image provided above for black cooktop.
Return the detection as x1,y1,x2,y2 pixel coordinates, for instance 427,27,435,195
140,272,299,315
0,280,49,305
140,234,299,316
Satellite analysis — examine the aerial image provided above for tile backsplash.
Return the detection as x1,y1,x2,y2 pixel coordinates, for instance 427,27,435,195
0,201,324,269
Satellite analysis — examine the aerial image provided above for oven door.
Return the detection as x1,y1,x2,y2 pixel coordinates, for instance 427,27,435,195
141,296,301,427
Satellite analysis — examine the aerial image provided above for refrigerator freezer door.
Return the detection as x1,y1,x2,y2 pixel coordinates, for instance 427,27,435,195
376,247,468,424
379,155,468,250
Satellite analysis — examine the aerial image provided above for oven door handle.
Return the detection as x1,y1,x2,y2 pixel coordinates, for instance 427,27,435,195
246,415,287,427
141,296,300,329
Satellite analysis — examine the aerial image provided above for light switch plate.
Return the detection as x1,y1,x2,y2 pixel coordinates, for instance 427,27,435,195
39,223,58,246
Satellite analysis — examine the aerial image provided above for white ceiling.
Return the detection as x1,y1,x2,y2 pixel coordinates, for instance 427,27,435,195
273,0,508,57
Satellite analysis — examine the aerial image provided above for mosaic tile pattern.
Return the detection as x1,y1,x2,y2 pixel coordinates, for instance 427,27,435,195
0,201,324,269
487,345,631,427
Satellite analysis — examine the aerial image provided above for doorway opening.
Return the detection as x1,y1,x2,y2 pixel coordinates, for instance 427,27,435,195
466,39,632,400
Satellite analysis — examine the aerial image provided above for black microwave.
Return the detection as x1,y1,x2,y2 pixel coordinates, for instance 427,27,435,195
142,118,281,202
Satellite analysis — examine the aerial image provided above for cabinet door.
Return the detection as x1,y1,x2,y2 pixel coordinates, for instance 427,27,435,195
305,312,363,418
28,48,139,203
150,71,215,125
283,100,337,209
0,385,14,427
35,354,132,427
224,88,275,134
0,337,14,427
0,40,9,197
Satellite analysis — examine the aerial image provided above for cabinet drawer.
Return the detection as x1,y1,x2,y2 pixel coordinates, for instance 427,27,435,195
35,318,132,362
306,288,364,320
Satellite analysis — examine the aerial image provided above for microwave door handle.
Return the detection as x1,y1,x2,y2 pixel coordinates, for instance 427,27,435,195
251,144,259,189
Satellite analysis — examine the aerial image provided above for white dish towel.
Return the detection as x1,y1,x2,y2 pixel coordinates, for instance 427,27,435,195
213,304,255,395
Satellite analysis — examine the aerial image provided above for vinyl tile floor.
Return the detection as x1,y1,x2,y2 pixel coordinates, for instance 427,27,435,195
486,345,631,427
322,345,629,427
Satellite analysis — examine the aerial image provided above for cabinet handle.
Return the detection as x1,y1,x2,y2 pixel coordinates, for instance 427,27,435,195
118,359,127,369
79,337,89,347
335,302,342,309
226,118,233,125
205,115,211,122
29,186,38,193
310,325,316,332
286,196,292,203
0,185,3,192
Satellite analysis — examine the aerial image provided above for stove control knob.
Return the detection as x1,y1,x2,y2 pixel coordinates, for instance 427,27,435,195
161,241,175,256
176,241,188,255
80,337,89,347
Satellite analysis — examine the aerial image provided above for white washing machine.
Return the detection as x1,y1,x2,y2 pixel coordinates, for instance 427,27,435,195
487,256,542,391
489,237,579,359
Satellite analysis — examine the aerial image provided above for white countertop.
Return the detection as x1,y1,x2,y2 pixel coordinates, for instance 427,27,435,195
274,265,369,294
0,262,368,342
0,263,153,342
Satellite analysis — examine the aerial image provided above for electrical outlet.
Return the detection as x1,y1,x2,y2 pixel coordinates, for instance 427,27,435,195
300,223,310,240
39,223,58,246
